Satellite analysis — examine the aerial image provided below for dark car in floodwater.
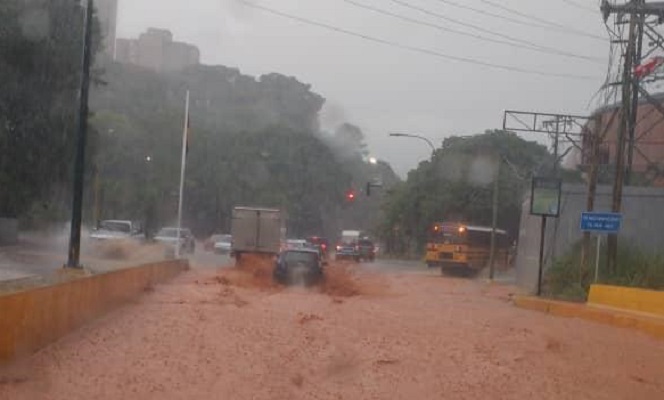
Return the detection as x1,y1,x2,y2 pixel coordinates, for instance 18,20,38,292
273,248,325,286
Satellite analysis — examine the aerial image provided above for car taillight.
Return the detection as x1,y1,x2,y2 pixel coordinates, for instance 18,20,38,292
336,245,341,251
321,244,327,249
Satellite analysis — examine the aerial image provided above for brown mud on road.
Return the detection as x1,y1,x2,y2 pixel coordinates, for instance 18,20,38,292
1,261,663,400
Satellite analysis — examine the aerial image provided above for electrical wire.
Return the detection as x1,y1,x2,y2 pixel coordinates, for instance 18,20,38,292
475,0,606,41
431,0,602,40
238,0,597,80
350,0,604,63
561,0,597,13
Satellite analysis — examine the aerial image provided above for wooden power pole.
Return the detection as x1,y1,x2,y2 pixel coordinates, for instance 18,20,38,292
605,1,641,274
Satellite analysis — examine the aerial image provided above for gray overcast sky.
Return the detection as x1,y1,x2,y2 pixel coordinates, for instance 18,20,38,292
116,0,609,176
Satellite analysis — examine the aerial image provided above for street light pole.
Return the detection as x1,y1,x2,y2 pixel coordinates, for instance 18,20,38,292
66,0,94,269
388,133,436,156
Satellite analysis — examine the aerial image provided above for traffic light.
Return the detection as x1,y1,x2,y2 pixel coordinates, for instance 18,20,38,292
366,182,371,197
346,190,356,202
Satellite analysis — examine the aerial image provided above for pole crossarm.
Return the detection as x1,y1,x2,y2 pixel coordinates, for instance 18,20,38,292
503,111,591,134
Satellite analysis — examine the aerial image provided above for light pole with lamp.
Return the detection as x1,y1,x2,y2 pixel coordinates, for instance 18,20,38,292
388,133,436,156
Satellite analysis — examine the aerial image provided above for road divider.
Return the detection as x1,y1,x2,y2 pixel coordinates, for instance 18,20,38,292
514,294,664,340
588,284,664,317
0,260,188,364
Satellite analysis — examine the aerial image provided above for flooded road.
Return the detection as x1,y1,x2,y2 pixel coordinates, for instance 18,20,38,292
0,259,662,399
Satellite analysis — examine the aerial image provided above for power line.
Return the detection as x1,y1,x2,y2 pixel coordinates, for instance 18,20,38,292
371,0,603,63
238,0,597,80
431,0,602,39
475,0,606,41
560,0,597,14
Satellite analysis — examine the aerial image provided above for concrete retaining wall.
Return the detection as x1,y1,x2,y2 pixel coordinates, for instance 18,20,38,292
0,260,188,364
0,218,18,245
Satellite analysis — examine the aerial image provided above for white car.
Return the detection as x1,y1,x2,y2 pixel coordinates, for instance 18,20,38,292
213,234,232,254
154,227,196,254
90,220,141,241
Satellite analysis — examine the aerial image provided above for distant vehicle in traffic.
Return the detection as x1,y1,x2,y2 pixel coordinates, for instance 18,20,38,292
231,207,283,262
335,230,362,261
425,222,509,275
273,248,325,286
213,234,232,254
286,239,308,250
154,227,196,254
357,238,376,262
203,234,223,252
90,220,142,241
307,236,330,258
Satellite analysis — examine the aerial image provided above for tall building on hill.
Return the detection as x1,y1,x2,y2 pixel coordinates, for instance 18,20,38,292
95,0,118,57
115,28,200,73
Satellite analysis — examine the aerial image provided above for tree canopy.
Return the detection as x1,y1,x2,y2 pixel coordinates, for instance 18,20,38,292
0,0,101,217
87,62,398,238
377,130,553,254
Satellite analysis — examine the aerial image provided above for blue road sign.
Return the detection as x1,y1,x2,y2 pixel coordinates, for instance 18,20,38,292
580,212,622,233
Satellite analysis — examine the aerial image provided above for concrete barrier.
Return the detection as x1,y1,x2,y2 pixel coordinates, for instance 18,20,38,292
0,260,188,364
514,295,664,340
588,284,664,317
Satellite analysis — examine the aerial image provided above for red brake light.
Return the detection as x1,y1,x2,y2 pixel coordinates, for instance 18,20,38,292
321,244,327,249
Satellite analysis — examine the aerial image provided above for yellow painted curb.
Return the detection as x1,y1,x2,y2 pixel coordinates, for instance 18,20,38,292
0,260,188,364
514,296,664,340
588,284,664,317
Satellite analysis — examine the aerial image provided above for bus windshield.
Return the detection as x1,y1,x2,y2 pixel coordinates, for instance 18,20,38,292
429,225,466,244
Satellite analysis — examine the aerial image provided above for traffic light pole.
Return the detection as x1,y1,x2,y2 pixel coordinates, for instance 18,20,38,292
66,0,94,269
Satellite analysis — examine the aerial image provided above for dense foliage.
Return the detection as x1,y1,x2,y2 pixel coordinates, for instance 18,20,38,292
88,63,398,238
544,240,664,301
378,130,554,254
0,2,398,237
0,0,100,217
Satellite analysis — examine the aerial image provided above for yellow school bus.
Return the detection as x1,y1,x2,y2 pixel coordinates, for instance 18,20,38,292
425,222,510,272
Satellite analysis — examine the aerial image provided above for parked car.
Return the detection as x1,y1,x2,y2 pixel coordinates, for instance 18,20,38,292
213,234,232,254
154,227,196,254
273,248,325,286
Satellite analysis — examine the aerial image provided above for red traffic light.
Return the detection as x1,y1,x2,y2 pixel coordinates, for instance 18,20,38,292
346,190,356,201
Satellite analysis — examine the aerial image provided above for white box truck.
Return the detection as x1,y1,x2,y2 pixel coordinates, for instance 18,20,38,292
231,207,283,262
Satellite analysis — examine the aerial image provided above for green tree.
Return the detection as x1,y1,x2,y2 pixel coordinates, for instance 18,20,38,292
0,0,101,218
378,130,553,254
86,62,396,238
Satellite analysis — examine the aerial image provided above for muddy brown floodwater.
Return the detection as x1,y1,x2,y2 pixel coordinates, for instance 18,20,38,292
1,260,663,400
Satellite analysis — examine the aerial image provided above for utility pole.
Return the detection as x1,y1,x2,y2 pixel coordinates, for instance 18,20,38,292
66,0,94,269
626,1,646,185
488,155,500,280
609,5,638,274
